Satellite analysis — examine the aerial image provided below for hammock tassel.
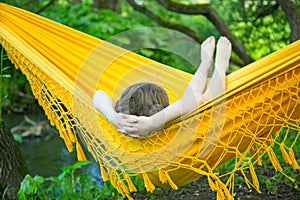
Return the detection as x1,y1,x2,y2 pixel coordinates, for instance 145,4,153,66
209,175,233,200
158,169,167,184
216,190,225,200
76,141,87,161
142,173,155,192
66,124,76,143
99,163,108,181
207,176,218,191
240,169,251,189
217,179,233,200
108,169,124,195
250,146,262,166
249,165,261,193
45,109,55,127
280,143,292,165
255,152,263,166
124,173,137,192
268,149,282,172
125,194,134,200
114,182,124,195
59,129,74,152
288,148,300,169
119,178,130,194
215,181,225,200
107,169,117,188
165,172,178,190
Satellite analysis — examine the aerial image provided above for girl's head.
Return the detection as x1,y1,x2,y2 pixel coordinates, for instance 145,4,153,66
115,82,169,116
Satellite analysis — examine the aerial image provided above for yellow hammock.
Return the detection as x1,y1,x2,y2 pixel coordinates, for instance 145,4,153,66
1,3,299,199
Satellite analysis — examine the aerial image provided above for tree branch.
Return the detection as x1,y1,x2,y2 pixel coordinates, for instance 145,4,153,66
35,0,56,14
126,0,245,67
20,0,36,7
277,0,300,42
126,0,205,44
157,0,254,65
157,0,210,14
254,2,279,20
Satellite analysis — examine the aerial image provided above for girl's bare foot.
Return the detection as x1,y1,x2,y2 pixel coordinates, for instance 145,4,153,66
215,36,232,73
200,36,215,73
202,37,231,101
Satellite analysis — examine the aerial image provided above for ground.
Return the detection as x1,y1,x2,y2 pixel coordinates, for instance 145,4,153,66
132,175,300,200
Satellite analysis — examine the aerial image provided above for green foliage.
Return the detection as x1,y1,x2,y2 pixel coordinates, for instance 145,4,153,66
0,47,11,125
17,161,128,200
212,0,291,60
40,1,156,40
0,47,34,111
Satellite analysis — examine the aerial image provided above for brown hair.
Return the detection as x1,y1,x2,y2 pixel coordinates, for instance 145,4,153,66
115,82,169,116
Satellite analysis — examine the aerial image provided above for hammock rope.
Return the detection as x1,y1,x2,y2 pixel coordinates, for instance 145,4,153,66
0,3,299,199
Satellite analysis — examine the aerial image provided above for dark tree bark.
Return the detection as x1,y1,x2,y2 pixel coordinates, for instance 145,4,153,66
0,122,28,200
277,0,300,42
156,0,254,65
35,0,55,14
251,1,279,21
126,0,205,43
92,0,119,11
20,0,36,7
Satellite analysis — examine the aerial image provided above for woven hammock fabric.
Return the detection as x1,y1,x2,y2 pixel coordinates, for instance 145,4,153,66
1,3,299,199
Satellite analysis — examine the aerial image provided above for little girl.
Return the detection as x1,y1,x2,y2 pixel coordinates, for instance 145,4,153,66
94,36,232,138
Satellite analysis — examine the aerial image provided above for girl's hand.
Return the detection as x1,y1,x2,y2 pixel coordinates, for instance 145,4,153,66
111,113,138,137
115,114,157,138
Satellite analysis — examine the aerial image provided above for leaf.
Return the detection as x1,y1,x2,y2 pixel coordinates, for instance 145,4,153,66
17,192,27,200
72,160,91,169
140,49,154,57
13,133,23,143
1,74,11,78
1,56,8,61
33,175,45,185
61,164,73,173
1,66,10,71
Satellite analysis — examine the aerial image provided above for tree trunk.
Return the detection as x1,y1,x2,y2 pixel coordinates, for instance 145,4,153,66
277,0,300,42
35,0,55,14
0,122,28,199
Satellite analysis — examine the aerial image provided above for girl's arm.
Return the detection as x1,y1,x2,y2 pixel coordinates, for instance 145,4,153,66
93,90,140,137
117,76,206,137
93,90,119,126
93,89,203,138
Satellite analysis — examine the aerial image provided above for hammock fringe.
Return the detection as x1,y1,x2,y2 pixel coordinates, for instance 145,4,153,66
288,148,300,170
142,173,156,192
100,163,109,181
249,165,261,193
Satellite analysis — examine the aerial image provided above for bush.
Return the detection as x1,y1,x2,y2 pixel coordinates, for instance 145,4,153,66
17,161,126,200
